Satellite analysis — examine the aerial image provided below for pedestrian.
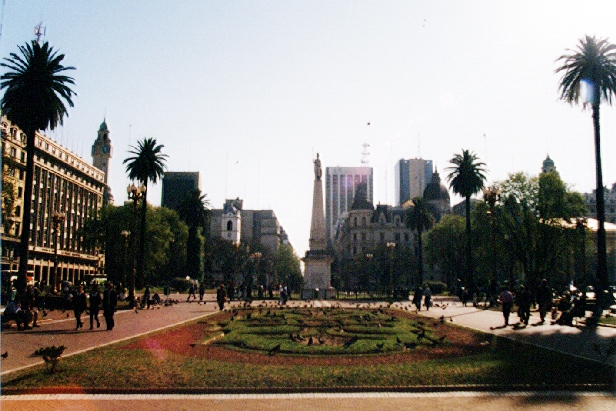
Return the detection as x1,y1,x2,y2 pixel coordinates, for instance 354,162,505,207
19,285,39,329
498,287,514,326
89,284,102,329
423,286,432,310
199,282,206,302
516,285,532,325
412,286,422,311
143,285,151,309
216,284,227,311
187,282,196,302
537,279,552,323
73,285,87,330
103,281,118,331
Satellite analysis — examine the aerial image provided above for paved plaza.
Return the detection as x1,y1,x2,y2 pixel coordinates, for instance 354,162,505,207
1,294,615,409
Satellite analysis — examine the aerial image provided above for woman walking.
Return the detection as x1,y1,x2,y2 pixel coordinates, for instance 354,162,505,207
89,284,102,329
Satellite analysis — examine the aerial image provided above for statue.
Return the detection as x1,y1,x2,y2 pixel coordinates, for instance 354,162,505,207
314,153,322,180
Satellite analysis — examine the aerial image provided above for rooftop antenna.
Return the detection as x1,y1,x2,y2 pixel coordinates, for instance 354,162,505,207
361,143,370,165
34,22,46,43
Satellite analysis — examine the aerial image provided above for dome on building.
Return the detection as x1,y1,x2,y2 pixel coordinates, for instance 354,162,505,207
350,183,374,211
99,120,108,132
423,170,450,202
542,155,556,174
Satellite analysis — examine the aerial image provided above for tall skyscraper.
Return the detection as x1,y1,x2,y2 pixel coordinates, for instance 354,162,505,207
395,158,433,206
325,166,373,243
161,172,201,213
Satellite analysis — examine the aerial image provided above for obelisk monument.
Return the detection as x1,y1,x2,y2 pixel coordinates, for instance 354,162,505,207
302,153,335,300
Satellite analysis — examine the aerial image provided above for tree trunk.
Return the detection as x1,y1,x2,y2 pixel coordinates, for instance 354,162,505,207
138,184,148,289
17,127,36,295
592,104,609,299
465,195,473,289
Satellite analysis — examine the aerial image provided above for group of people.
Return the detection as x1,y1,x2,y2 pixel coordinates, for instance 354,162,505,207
412,285,432,311
497,279,585,327
215,282,291,311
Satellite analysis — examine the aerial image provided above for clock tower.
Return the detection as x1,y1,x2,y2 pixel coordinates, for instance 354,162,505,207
91,120,114,205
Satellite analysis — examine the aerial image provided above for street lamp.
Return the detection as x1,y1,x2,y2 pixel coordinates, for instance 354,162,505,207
365,253,374,298
246,252,262,301
483,186,501,304
386,242,396,300
51,211,66,293
576,218,587,289
127,184,146,306
120,230,130,290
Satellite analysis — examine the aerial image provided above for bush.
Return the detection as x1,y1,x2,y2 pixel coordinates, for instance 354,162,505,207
423,281,447,294
171,277,191,293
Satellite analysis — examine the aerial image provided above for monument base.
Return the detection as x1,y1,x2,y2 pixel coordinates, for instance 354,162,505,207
302,252,334,300
301,286,336,300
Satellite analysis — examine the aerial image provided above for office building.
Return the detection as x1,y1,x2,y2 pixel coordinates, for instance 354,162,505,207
161,172,201,213
325,166,373,244
395,158,433,206
1,116,106,285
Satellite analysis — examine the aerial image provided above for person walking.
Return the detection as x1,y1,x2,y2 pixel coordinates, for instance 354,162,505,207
143,285,151,309
423,286,432,310
199,282,206,302
89,285,102,329
73,285,87,330
216,284,227,311
103,282,118,331
516,285,532,325
537,279,552,324
498,287,514,326
412,286,423,311
187,282,197,302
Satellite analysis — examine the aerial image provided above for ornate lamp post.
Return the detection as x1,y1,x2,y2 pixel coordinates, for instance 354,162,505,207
127,184,146,306
386,242,396,300
51,211,66,293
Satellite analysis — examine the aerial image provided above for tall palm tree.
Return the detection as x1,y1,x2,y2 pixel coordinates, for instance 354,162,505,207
446,149,487,289
1,41,75,294
556,35,616,299
177,189,210,281
124,138,167,289
406,197,435,286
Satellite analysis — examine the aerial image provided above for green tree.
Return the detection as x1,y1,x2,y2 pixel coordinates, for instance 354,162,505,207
425,214,465,291
274,244,303,293
556,35,616,300
177,189,210,281
406,197,435,285
1,40,76,294
446,150,487,289
124,138,168,289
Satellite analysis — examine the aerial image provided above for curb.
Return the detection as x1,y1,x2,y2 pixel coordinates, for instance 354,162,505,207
2,383,614,396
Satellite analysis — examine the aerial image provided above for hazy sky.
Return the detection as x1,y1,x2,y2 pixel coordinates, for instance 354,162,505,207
2,1,616,253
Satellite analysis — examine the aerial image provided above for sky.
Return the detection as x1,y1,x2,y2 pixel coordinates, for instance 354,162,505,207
2,1,616,254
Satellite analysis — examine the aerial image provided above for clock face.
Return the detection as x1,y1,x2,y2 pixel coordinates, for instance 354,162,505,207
102,145,110,154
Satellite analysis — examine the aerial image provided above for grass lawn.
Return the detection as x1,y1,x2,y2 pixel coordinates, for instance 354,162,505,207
2,307,613,391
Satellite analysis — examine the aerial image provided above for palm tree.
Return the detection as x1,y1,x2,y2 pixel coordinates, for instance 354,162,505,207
1,41,75,294
556,35,616,300
446,149,487,289
406,197,435,286
124,138,167,289
177,189,210,281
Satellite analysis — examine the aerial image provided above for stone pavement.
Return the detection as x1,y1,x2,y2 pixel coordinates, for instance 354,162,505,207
2,295,616,410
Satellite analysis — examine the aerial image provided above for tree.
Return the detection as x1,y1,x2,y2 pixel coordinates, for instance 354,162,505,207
177,189,210,281
446,149,487,289
1,41,76,294
556,35,616,301
274,244,303,293
406,197,435,285
124,138,168,288
425,214,466,291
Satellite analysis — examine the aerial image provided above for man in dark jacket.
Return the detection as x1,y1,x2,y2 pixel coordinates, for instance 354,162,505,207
537,279,552,323
102,282,118,331
73,285,87,330
216,284,227,311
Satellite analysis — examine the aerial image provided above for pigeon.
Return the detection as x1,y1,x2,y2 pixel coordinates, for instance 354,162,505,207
308,336,314,346
396,337,403,345
404,342,418,349
269,344,281,355
1,351,7,359
343,336,359,348
376,342,385,350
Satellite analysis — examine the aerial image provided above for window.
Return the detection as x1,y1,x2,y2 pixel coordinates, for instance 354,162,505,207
380,232,385,241
354,217,358,227
362,216,367,226
227,221,233,231
361,232,366,241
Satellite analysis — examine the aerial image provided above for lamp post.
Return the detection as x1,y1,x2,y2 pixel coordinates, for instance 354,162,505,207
366,253,373,298
386,242,396,300
576,218,587,289
120,230,130,291
246,252,262,301
127,184,146,305
483,186,501,305
51,211,66,293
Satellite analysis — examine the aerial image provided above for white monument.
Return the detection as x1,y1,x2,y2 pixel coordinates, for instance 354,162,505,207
302,153,335,300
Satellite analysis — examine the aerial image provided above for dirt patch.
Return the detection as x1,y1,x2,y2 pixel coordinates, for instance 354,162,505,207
123,311,490,366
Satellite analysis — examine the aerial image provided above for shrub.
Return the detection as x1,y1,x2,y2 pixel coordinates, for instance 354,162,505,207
171,277,191,293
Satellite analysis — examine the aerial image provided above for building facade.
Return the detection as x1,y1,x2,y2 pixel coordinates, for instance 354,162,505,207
209,198,290,254
325,166,373,244
1,117,106,286
161,172,201,213
395,158,433,206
